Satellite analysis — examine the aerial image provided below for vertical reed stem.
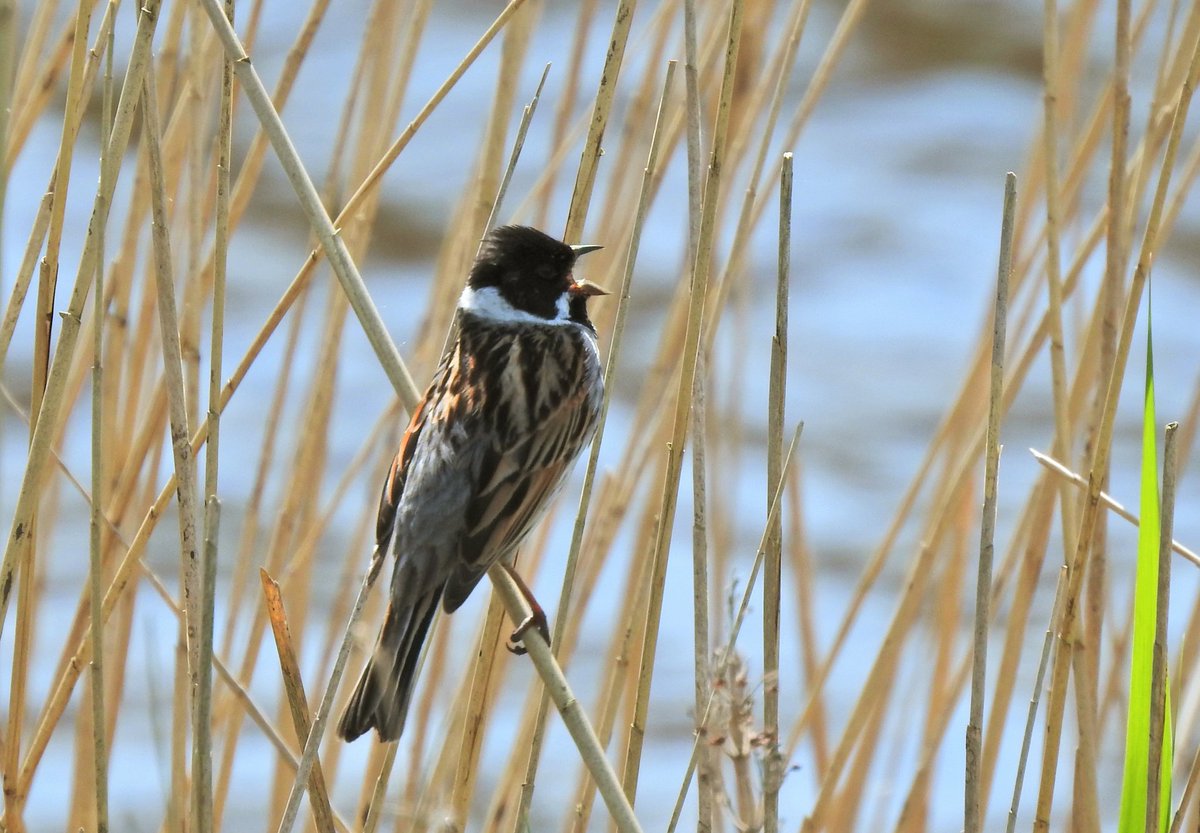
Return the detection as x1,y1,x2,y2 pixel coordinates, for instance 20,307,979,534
763,152,793,833
965,171,1015,833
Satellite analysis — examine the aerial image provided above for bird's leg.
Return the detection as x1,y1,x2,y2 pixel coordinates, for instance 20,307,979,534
502,563,550,655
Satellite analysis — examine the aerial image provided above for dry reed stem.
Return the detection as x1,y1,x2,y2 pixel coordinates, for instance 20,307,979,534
84,19,114,833
144,54,203,731
681,7,709,826
484,61,550,237
5,4,91,823
1042,4,1095,822
0,190,52,366
622,0,744,805
360,740,398,833
0,0,12,252
1040,0,1079,561
1004,565,1069,833
1031,450,1199,565
964,171,1015,833
763,151,792,833
0,400,347,823
194,3,234,826
260,570,338,833
1086,20,1126,746
449,595,510,830
563,0,637,241
1147,423,1179,833
32,0,92,424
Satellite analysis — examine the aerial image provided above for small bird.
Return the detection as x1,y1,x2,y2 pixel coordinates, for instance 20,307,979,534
338,225,607,743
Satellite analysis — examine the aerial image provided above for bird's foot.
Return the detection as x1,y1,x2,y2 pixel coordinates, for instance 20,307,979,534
506,608,550,655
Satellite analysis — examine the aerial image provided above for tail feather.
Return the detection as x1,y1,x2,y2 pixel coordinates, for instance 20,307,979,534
338,589,440,742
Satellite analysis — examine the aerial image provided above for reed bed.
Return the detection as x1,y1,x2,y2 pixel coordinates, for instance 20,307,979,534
0,1,1198,832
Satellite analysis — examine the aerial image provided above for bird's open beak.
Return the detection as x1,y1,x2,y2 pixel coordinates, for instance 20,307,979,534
568,279,609,298
570,243,604,257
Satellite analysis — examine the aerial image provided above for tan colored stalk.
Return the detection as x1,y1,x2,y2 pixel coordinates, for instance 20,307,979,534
360,741,398,833
260,571,338,833
85,20,115,833
448,599,510,830
622,0,743,804
1040,0,1079,561
0,1,13,258
1031,450,1199,566
563,0,638,241
1006,566,1069,833
965,172,1015,833
193,2,234,827
763,151,793,833
31,0,91,421
1090,0,1130,704
532,0,598,229
4,8,92,825
143,55,202,693
563,473,662,833
0,190,52,365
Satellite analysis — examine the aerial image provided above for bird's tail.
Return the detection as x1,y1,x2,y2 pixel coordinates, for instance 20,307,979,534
337,587,440,742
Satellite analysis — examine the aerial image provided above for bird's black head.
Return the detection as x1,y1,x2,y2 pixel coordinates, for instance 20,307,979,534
466,225,604,325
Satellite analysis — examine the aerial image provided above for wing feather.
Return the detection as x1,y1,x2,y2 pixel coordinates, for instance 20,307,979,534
442,353,599,611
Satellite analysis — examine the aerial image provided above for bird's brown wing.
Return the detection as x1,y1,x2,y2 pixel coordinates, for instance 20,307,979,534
441,378,598,612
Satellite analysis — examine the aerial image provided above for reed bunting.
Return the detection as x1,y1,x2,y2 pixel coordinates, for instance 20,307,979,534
338,225,607,742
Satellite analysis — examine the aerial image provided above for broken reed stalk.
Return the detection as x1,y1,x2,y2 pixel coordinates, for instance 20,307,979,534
260,571,338,833
1033,26,1200,830
1146,422,1178,833
763,151,793,833
965,171,1016,833
622,0,744,804
513,59,676,832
